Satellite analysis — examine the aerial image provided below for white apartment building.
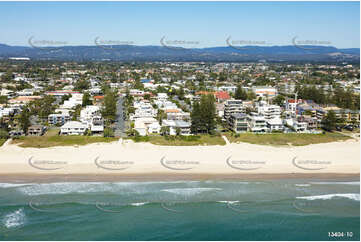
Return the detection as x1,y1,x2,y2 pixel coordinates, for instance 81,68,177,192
223,99,245,120
60,121,88,135
247,115,269,133
131,101,157,120
80,105,104,133
257,104,281,119
266,118,284,132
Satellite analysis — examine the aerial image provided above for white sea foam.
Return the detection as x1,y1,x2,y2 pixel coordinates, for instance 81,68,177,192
296,193,360,201
161,188,222,196
2,208,26,229
0,183,32,188
217,200,239,204
130,202,149,206
310,181,360,185
295,184,311,187
14,181,206,195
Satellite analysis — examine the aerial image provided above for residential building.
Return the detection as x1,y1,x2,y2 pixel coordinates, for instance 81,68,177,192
48,113,70,125
223,99,245,120
252,86,277,98
27,125,46,136
162,120,192,135
257,104,281,119
228,113,248,133
247,115,269,133
60,121,87,135
266,118,284,132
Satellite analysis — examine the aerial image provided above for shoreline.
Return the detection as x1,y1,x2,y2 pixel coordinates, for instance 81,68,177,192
0,173,359,183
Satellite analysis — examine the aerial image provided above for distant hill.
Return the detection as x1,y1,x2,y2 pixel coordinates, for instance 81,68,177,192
0,43,359,63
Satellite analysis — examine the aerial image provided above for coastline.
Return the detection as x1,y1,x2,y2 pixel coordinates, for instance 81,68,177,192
0,173,359,183
0,138,359,182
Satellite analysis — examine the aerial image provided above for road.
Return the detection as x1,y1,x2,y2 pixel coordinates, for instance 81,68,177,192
114,97,126,137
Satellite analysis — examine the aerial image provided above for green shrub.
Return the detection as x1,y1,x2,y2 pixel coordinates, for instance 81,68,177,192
0,129,9,139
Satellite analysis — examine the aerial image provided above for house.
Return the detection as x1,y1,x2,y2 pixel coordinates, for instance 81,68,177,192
60,121,87,135
284,119,307,133
27,125,46,136
286,99,303,114
228,113,248,133
8,96,42,105
134,117,160,136
93,96,104,105
215,91,231,103
252,86,277,98
218,86,237,93
45,90,80,97
9,129,24,137
48,113,70,125
297,116,318,130
167,111,190,121
162,120,192,136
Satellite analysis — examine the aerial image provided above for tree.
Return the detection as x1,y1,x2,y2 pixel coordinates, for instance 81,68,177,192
321,110,337,131
74,80,90,91
273,95,285,106
19,107,31,134
190,101,201,133
82,92,92,107
0,129,9,139
102,90,117,121
234,86,248,100
191,94,216,134
175,127,182,136
103,127,114,137
0,96,8,104
156,109,166,125
160,126,170,136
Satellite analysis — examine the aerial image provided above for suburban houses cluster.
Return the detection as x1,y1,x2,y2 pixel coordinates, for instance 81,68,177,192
0,60,359,142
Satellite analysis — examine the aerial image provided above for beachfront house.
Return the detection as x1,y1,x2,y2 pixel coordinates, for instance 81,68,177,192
162,120,192,136
284,118,307,133
60,121,87,135
27,125,46,136
134,117,161,136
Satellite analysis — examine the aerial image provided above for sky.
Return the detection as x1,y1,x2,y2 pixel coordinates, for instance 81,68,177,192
0,1,359,48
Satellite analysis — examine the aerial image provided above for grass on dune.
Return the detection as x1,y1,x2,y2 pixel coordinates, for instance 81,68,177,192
11,128,118,148
224,132,351,146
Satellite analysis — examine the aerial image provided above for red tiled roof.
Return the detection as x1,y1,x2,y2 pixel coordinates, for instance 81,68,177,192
215,91,230,100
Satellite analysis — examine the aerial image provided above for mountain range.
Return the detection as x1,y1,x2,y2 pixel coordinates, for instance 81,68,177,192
0,43,359,63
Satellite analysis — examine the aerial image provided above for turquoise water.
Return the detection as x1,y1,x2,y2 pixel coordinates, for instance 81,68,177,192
0,180,359,241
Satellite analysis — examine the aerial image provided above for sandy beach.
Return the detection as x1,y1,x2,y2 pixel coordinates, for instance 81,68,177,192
0,137,359,182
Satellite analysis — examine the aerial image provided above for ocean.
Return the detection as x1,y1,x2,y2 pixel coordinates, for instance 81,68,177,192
0,179,359,241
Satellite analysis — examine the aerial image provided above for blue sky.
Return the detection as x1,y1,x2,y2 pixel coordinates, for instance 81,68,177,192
0,1,359,48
